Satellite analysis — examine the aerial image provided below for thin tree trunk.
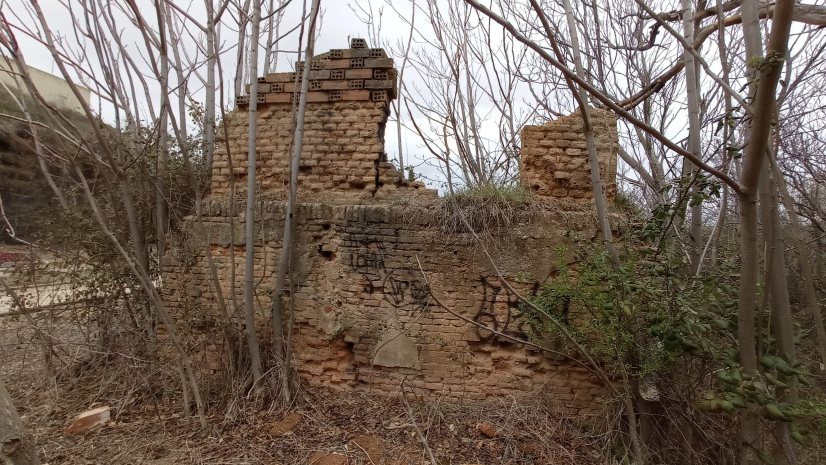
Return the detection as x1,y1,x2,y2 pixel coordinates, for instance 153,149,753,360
155,0,170,261
395,0,415,180
204,0,217,170
770,155,826,368
766,171,797,465
555,0,619,264
243,0,265,389
0,378,40,465
271,0,322,405
550,0,637,460
737,1,796,464
681,0,704,273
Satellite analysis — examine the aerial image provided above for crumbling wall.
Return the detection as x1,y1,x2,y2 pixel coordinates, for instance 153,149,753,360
161,40,619,415
162,200,606,413
210,40,432,203
521,109,618,201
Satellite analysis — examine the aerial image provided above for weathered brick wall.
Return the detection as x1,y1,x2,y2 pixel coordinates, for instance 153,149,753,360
161,40,619,414
162,200,606,413
211,39,432,203
521,109,618,201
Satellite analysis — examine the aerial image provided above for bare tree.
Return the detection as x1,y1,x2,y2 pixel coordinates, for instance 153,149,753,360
242,0,266,391
271,0,322,405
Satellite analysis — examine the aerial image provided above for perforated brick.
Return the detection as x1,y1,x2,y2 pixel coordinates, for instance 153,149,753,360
349,80,364,89
331,70,345,80
373,70,388,80
235,95,249,106
256,93,265,103
330,49,344,59
310,80,321,90
369,48,385,58
270,83,284,93
351,38,367,49
371,90,387,102
329,90,342,101
310,60,322,70
350,58,364,69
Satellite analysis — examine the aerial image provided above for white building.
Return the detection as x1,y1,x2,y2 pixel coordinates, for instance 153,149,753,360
0,58,91,114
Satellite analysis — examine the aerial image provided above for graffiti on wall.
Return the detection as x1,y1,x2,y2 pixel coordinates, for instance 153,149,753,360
347,237,386,274
345,234,430,312
383,271,430,311
472,276,539,342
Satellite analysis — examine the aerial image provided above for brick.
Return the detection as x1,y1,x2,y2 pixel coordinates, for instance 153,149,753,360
320,80,350,90
264,72,293,83
345,69,374,79
340,90,370,101
264,93,292,104
320,59,351,69
364,80,394,90
364,58,394,68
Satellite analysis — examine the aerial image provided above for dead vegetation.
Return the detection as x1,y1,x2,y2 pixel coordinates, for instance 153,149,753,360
5,339,609,464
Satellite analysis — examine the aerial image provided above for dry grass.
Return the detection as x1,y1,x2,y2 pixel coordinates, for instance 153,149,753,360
2,310,612,465
401,184,598,239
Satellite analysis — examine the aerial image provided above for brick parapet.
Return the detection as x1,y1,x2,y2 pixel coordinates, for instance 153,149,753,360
520,108,618,201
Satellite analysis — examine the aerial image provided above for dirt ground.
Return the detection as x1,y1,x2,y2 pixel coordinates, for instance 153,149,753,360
10,376,604,465
2,315,606,465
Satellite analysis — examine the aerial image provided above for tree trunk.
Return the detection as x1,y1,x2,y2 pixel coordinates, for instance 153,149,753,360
770,156,826,368
0,378,40,465
243,0,265,389
737,1,796,464
271,0,322,404
681,0,704,273
155,0,170,261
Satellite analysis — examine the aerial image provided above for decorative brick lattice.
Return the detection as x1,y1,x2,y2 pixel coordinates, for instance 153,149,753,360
271,83,284,93
350,58,364,69
369,48,385,58
330,49,343,59
331,70,345,80
373,69,388,80
351,37,367,49
349,80,364,89
311,80,322,90
371,91,387,102
329,90,342,101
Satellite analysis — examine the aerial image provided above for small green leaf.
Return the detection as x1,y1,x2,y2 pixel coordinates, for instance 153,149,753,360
764,404,790,422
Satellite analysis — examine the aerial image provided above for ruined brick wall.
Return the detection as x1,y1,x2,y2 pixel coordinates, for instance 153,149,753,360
521,109,618,201
210,39,432,203
162,201,606,413
161,40,619,414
